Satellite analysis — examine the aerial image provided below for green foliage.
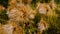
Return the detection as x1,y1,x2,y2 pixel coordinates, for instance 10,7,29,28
30,3,36,10
42,26,57,34
33,12,41,24
0,10,9,24
25,27,29,34
30,0,37,10
42,5,60,34
31,0,40,3
25,21,38,34
40,0,51,3
54,0,60,4
31,0,51,3
25,12,41,34
0,0,8,8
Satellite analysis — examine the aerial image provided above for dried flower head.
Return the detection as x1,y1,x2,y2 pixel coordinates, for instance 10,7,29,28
38,18,49,32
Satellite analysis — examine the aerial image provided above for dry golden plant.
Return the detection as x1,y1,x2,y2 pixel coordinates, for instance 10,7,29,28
36,2,51,15
0,23,2,34
2,20,24,34
0,5,5,11
37,18,49,34
49,0,56,10
7,1,36,23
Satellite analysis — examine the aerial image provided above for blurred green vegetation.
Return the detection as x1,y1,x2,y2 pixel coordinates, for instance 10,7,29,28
0,0,9,24
0,0,8,8
54,0,60,4
0,10,9,24
40,0,51,3
42,3,60,34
